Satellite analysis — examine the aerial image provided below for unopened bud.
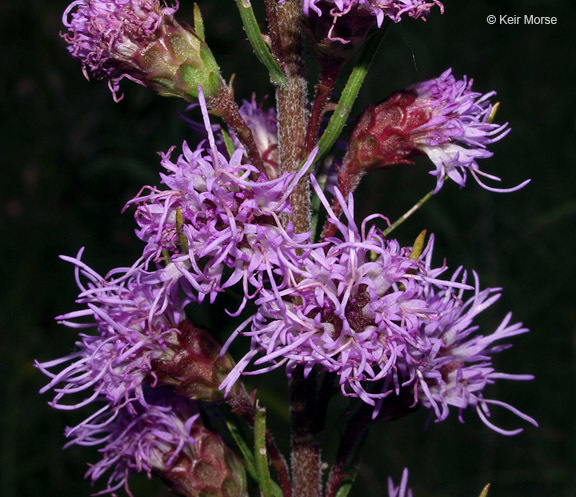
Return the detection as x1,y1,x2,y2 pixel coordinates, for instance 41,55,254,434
163,423,247,497
152,320,239,402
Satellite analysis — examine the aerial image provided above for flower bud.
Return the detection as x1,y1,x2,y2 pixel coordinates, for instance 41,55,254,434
163,421,247,497
152,320,240,402
62,0,222,100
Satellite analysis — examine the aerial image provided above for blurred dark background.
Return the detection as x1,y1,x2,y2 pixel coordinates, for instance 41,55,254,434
1,0,574,496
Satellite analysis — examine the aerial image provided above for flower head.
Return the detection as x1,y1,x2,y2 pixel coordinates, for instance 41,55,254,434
67,388,200,496
220,178,464,404
35,249,192,417
66,387,246,497
344,69,529,193
238,95,279,178
298,0,443,45
403,271,538,435
62,0,221,100
128,88,314,308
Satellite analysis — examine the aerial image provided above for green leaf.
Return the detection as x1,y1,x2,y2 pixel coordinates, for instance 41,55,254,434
335,470,358,497
254,404,283,497
221,128,236,159
235,0,286,87
226,420,258,481
307,28,387,171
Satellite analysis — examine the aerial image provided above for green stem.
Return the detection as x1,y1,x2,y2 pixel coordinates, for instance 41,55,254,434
235,0,286,87
308,28,387,171
381,189,435,238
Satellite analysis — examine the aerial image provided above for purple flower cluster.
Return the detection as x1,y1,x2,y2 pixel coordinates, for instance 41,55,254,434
62,0,179,97
35,249,192,420
221,179,537,433
297,0,443,43
407,69,529,192
68,388,199,496
128,89,313,310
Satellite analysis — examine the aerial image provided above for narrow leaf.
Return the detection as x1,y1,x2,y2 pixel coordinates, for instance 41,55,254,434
254,404,282,497
226,420,258,480
235,0,286,86
478,483,491,497
309,28,387,170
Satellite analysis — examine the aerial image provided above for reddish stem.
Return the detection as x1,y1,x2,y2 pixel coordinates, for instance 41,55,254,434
305,58,342,155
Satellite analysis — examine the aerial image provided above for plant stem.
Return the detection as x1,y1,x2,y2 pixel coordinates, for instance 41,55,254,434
290,367,321,497
208,84,266,176
276,0,310,235
310,28,387,171
264,0,282,64
305,58,342,155
381,189,435,238
324,406,372,497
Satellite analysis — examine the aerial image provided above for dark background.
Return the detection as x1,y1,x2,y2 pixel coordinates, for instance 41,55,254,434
1,1,574,496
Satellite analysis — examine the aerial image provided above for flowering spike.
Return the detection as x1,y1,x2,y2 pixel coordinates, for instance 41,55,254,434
65,389,247,497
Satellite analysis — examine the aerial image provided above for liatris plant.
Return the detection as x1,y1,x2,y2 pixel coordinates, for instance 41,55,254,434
37,1,537,497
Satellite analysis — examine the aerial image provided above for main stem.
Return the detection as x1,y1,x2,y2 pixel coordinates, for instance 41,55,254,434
274,3,321,497
276,0,310,235
290,367,321,497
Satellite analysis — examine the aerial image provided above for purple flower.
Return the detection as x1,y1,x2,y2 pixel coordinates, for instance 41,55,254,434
220,179,536,434
344,69,529,194
186,95,279,179
67,388,199,496
62,0,180,98
387,468,413,497
220,178,465,403
295,0,443,43
406,68,529,192
403,271,538,435
61,1,222,100
35,249,192,419
238,95,279,179
128,88,315,309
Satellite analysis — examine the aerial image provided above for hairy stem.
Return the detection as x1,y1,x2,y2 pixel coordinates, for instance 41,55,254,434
290,367,321,497
276,0,310,235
